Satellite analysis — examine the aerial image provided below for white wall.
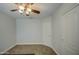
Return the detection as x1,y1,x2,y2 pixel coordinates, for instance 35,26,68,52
16,17,53,48
41,17,53,47
0,12,16,54
16,18,43,44
51,4,79,55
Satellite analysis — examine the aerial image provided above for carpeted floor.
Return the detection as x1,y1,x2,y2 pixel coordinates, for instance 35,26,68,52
3,44,57,55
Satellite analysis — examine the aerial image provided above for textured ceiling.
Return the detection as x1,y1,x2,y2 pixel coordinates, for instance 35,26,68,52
0,3,62,19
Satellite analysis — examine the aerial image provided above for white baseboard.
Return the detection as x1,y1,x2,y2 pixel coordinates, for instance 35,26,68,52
0,44,16,54
16,43,43,45
51,47,60,55
42,43,60,55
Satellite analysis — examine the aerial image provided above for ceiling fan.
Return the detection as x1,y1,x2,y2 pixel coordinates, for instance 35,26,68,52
10,3,40,16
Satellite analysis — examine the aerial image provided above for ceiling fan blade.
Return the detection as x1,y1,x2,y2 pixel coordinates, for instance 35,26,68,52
32,9,40,14
10,9,18,12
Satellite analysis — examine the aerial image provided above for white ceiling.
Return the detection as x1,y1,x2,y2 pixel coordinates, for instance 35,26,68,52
0,3,62,19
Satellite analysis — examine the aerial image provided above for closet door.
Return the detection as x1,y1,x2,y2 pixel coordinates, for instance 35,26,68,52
62,6,79,54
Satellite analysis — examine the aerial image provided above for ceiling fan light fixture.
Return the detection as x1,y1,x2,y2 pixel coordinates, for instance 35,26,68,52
18,9,24,14
27,8,32,12
19,5,24,10
10,3,40,16
18,5,25,14
26,7,32,15
26,11,30,14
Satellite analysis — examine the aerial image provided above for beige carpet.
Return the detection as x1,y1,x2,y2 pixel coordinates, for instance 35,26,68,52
4,44,56,55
